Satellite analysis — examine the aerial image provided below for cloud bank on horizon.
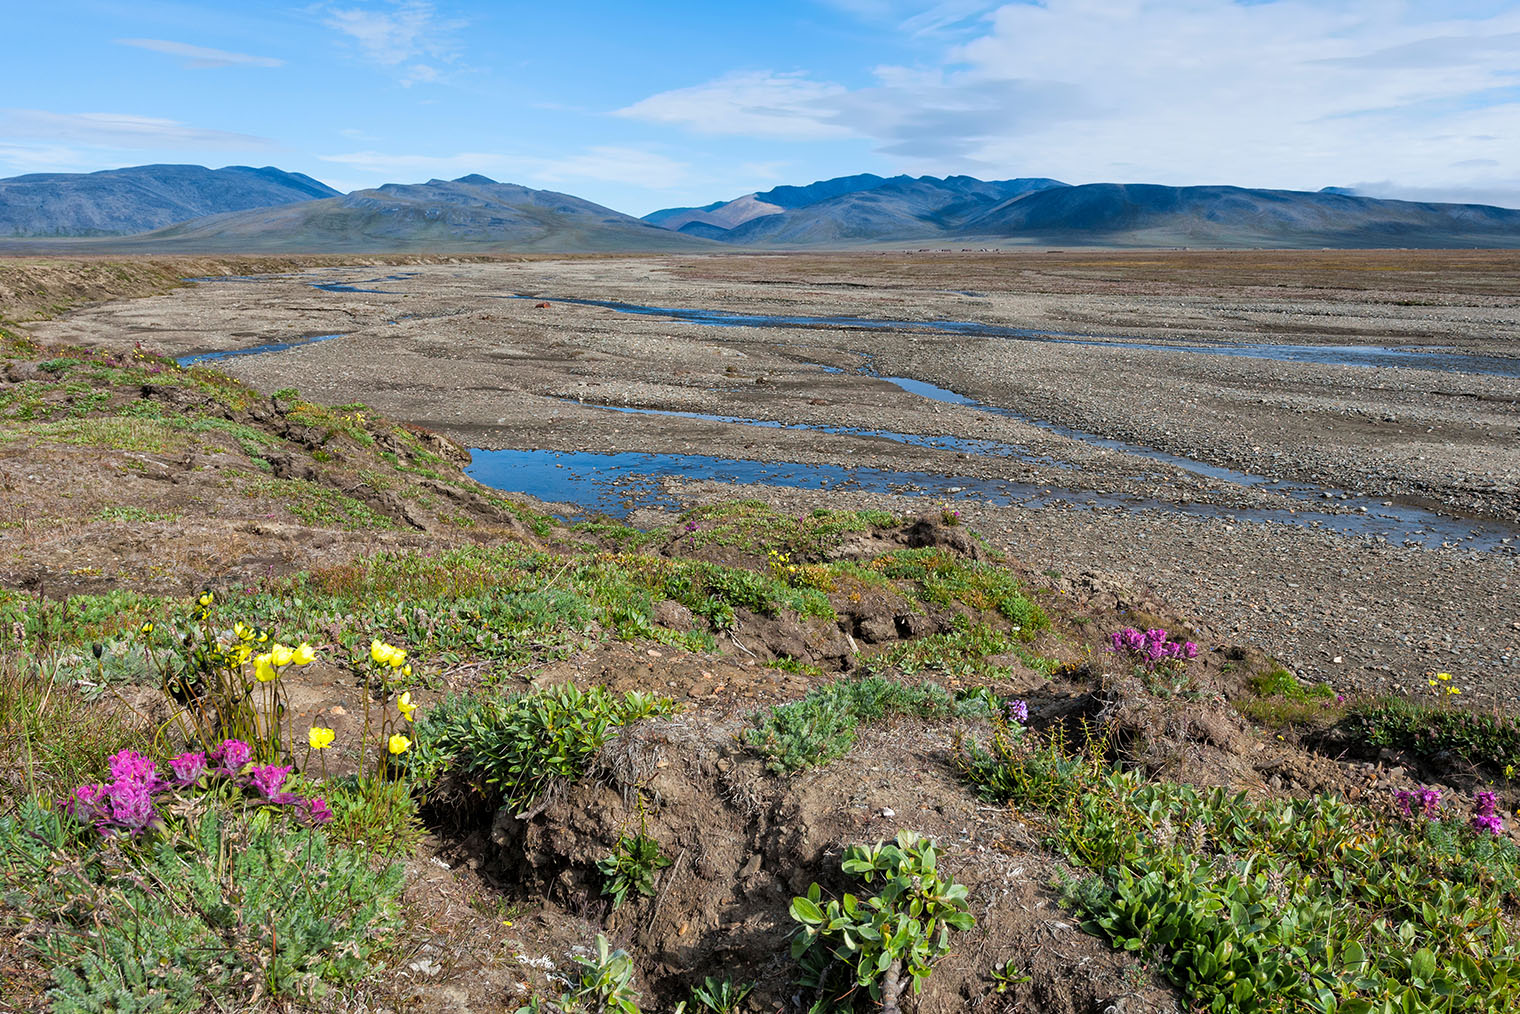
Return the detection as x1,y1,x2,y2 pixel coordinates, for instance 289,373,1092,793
4,0,1518,214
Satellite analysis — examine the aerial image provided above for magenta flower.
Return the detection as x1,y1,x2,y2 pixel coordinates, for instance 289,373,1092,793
300,797,335,825
211,739,252,773
1007,699,1029,725
1419,787,1442,819
108,749,165,793
66,783,106,821
1472,791,1505,835
1108,627,1197,670
169,751,207,786
246,763,292,799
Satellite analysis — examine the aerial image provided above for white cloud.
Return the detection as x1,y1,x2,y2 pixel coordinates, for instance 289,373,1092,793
115,38,283,68
318,145,692,190
625,1,1520,195
323,0,462,84
0,110,273,149
617,71,855,140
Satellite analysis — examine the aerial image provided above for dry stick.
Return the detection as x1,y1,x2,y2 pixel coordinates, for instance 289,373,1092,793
645,846,687,933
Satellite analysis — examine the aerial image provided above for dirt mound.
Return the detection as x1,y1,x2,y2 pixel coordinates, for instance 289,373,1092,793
492,710,1176,1013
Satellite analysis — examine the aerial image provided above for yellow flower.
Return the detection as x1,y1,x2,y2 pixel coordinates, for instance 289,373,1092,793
1428,679,1438,687
292,642,316,666
1506,765,1515,781
401,664,412,678
234,622,253,641
370,639,395,666
308,727,335,750
270,643,295,667
388,734,411,755
1436,672,1453,681
387,646,407,669
140,621,154,635
198,590,214,607
397,692,417,722
254,652,276,682
1447,686,1461,695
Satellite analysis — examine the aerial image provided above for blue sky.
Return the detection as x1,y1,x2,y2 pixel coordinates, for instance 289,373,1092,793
4,0,1519,214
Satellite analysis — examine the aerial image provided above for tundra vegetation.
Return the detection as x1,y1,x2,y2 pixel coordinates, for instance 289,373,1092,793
0,261,1517,1013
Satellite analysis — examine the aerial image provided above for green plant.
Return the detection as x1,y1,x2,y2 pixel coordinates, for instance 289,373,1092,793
687,976,755,1013
516,935,643,1014
1354,697,1520,774
868,548,1048,636
989,959,1031,993
790,831,974,1013
597,834,672,910
744,676,989,774
405,684,676,814
957,726,1520,1014
0,798,403,1011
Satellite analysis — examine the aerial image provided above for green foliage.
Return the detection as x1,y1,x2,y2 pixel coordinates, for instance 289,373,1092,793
1354,697,1520,774
0,664,152,802
744,676,991,774
1248,668,1334,701
315,774,425,855
515,935,643,1014
0,799,403,1012
687,976,755,1013
790,831,974,1009
955,727,1520,1014
862,620,1056,681
597,834,672,909
868,548,1048,636
406,684,676,813
675,501,900,559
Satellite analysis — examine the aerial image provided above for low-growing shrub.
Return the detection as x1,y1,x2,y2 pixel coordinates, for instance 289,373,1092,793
744,676,992,774
790,831,974,1013
955,726,1520,1014
597,833,672,909
1354,697,1520,774
405,684,676,814
868,548,1047,635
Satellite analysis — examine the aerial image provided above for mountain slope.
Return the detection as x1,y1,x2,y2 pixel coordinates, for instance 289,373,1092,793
711,175,1068,245
959,184,1520,247
89,176,716,252
0,164,340,237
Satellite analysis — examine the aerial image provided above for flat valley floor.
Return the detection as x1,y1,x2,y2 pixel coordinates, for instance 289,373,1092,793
30,250,1520,705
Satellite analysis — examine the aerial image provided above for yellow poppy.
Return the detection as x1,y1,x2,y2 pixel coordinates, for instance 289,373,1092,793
388,734,411,755
308,727,335,750
254,653,276,682
292,642,316,666
270,643,295,668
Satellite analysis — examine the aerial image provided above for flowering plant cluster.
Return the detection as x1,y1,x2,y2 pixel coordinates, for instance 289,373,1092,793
1473,791,1506,835
1394,786,1443,820
65,743,331,837
1426,670,1463,697
1108,627,1199,671
939,502,962,526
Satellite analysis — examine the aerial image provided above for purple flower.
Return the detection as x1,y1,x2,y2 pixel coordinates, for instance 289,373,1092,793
66,784,106,821
1420,787,1443,819
211,739,252,773
104,778,158,833
1108,627,1197,671
1395,790,1414,818
246,764,292,799
1007,699,1029,725
169,751,207,786
108,749,164,793
300,797,335,825
1472,791,1505,835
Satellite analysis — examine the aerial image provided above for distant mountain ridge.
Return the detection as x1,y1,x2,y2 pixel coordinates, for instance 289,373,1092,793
0,164,339,236
95,176,714,253
644,174,1520,249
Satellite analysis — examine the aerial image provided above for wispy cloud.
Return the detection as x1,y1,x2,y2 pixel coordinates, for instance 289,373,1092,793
115,38,283,68
322,0,463,85
0,109,273,149
625,1,1520,194
617,71,854,140
318,145,692,190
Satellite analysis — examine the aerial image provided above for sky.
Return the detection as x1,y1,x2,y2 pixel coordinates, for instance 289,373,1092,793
4,0,1519,216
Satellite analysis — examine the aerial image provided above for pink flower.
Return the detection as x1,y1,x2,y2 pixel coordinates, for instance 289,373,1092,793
246,764,292,799
300,797,335,825
169,752,207,786
211,739,252,772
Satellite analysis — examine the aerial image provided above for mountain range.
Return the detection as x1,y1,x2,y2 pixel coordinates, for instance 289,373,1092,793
0,164,338,237
3,164,1518,251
